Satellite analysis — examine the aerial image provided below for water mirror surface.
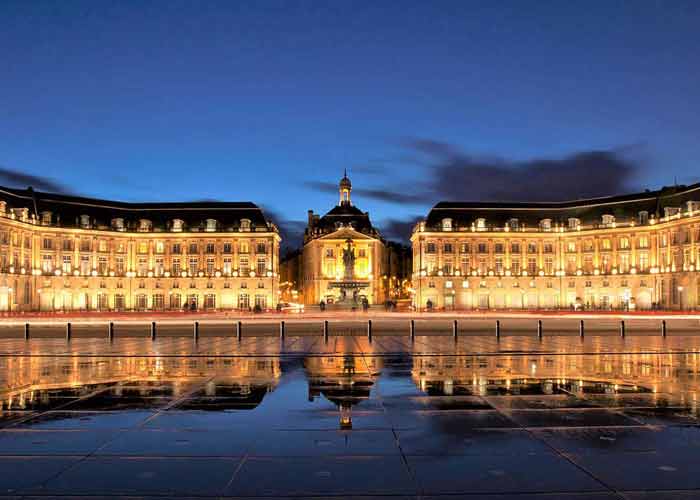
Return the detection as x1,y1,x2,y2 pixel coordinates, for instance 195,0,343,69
1,335,700,498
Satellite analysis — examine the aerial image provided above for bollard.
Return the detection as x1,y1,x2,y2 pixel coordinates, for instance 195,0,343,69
410,319,415,341
496,320,501,339
150,321,157,341
661,319,667,338
323,320,329,342
280,320,285,339
108,322,114,342
452,319,458,339
579,319,585,338
620,320,626,338
66,322,72,341
236,321,242,341
537,320,543,339
24,322,29,340
367,319,372,342
193,321,199,342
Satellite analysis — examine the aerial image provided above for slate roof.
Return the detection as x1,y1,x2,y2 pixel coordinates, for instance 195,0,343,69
424,183,700,229
0,185,275,232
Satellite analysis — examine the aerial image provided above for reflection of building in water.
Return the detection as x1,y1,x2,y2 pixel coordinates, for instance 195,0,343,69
411,350,700,402
0,355,281,411
304,354,382,429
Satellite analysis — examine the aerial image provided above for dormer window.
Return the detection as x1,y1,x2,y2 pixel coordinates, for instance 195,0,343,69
441,218,453,231
11,208,29,221
111,218,125,231
508,218,519,231
0,201,6,215
138,219,152,232
171,219,184,232
475,218,486,231
664,207,680,218
80,214,91,228
40,211,52,225
240,219,251,231
601,214,615,227
686,201,700,213
539,219,552,232
638,211,649,225
567,218,580,230
205,218,217,232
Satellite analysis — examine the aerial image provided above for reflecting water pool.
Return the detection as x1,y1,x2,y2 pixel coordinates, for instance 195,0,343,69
1,335,700,497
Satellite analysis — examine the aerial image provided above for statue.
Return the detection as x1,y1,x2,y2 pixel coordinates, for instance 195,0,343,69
342,239,355,280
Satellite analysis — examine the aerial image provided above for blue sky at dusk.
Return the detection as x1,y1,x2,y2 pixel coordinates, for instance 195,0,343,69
1,1,699,246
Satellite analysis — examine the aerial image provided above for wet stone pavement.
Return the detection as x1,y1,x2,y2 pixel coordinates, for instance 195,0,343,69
1,334,700,498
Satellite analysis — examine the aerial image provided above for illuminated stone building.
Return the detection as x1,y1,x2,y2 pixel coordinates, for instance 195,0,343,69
0,186,280,312
411,184,700,311
301,172,391,306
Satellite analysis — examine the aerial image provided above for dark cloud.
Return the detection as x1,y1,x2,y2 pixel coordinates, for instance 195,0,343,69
262,207,306,253
0,165,71,194
378,216,422,244
304,180,426,204
417,143,643,202
305,140,645,206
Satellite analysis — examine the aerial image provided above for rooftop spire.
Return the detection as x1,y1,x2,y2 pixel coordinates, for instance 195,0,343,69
339,169,352,205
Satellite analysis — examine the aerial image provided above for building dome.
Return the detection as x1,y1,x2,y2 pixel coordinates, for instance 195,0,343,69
339,170,351,191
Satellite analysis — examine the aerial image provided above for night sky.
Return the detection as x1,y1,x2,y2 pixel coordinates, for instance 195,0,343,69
2,1,699,247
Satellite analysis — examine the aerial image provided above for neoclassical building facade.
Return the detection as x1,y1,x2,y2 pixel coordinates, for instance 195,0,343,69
0,186,280,312
411,184,700,311
300,173,392,306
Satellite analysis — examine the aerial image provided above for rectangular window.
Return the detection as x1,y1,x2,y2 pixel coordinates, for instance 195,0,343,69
189,243,198,254
638,252,649,271
511,258,521,275
206,257,215,275
257,257,266,275
256,243,266,254
206,243,215,254
444,243,453,253
62,255,72,273
477,243,487,253
544,257,553,275
172,258,181,275
223,257,232,274
98,256,108,274
115,256,125,275
80,255,91,275
189,257,198,274
155,257,164,276
619,253,630,273
527,258,537,275
239,256,249,275
137,257,147,276
42,238,53,250
494,243,504,254
511,243,520,254
223,242,232,253
426,242,436,253
172,243,182,254
495,257,503,274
